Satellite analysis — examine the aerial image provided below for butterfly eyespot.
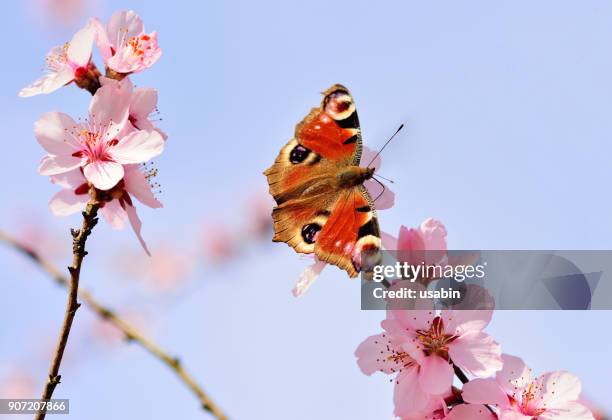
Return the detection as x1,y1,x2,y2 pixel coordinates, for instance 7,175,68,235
324,91,354,120
290,144,311,164
301,223,322,244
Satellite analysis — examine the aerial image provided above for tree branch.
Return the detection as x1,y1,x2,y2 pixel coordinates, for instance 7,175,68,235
34,199,99,419
0,228,228,420
452,364,470,384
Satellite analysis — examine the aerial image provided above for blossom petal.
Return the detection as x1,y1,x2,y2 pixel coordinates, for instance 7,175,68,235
67,20,95,66
389,307,436,331
393,366,431,417
539,401,595,420
109,130,164,164
34,112,81,154
100,199,127,229
400,339,426,365
89,82,130,135
129,117,155,133
19,68,74,97
398,225,425,250
399,395,448,420
130,88,158,120
50,169,87,189
462,378,510,407
83,160,124,190
292,258,326,297
49,189,87,216
440,309,493,336
381,230,398,250
448,331,502,377
155,127,169,141
499,412,532,420
39,154,85,176
92,17,112,60
418,218,448,250
123,164,162,208
106,10,144,48
355,333,406,375
447,404,497,420
381,318,412,341
107,31,161,74
417,355,453,395
125,202,151,256
496,355,532,395
538,371,582,407
99,75,133,91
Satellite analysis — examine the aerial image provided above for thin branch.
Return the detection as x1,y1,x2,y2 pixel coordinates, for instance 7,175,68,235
452,364,470,384
35,199,99,419
0,228,228,420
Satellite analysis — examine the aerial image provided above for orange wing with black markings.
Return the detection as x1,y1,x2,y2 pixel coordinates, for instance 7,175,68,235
264,84,382,278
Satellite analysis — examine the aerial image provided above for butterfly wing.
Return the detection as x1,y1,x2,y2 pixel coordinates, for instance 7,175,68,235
264,84,381,277
264,84,362,204
314,185,381,277
295,84,363,164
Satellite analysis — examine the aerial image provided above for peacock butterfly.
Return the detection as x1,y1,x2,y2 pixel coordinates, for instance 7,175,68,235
264,84,384,278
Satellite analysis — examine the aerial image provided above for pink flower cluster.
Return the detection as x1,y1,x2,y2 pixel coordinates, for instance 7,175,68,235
21,10,165,253
20,10,161,97
355,219,595,419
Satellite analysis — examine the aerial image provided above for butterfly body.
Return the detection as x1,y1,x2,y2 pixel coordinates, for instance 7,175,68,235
337,166,374,188
264,84,382,278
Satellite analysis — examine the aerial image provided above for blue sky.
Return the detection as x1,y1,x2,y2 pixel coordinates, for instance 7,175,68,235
1,1,611,419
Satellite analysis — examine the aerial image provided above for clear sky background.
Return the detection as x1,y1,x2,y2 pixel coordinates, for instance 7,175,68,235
1,0,611,419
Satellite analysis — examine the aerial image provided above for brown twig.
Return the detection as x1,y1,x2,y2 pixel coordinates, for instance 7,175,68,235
452,363,470,385
0,229,228,420
35,198,99,419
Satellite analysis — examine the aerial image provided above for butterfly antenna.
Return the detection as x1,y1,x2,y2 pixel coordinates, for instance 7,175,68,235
374,174,395,184
367,124,404,168
371,177,387,203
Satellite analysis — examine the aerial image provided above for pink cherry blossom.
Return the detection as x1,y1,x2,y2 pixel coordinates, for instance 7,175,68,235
100,76,167,139
462,354,595,420
19,19,96,97
93,10,161,74
356,307,502,417
35,81,165,190
398,218,448,253
381,218,447,274
48,165,162,255
355,329,451,417
399,403,495,420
